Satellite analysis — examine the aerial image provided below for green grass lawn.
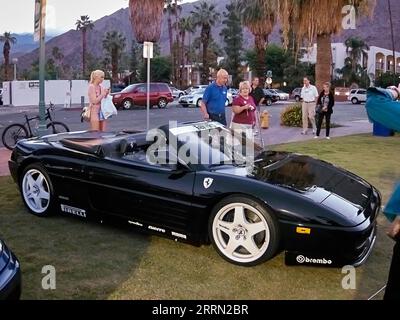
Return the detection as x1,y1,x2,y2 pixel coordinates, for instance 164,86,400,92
0,134,399,300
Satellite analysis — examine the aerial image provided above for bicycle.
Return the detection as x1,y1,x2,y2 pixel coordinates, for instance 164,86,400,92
2,102,70,150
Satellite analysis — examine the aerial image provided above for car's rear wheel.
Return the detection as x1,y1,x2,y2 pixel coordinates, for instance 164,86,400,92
295,96,300,102
196,98,202,108
20,164,54,217
209,195,280,266
157,98,168,109
351,97,359,104
122,99,133,110
265,98,272,106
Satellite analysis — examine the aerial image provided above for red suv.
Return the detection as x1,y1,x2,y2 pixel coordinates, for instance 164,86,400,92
111,82,173,109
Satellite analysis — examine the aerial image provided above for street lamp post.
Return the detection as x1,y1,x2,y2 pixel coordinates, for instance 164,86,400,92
12,58,18,81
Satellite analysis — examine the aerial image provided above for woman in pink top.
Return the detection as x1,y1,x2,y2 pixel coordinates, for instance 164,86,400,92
231,81,256,135
88,70,109,131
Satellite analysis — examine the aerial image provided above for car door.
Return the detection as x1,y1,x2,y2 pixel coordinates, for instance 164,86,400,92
86,151,197,236
358,89,367,102
133,84,146,105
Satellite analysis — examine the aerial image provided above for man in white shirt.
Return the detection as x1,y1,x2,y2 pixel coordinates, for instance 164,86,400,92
300,77,319,134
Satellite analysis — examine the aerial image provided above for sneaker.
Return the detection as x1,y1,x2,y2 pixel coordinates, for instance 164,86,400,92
312,129,316,134
314,136,319,139
326,137,330,140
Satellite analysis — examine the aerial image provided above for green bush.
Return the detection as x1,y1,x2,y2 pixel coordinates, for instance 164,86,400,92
280,103,303,127
280,103,340,128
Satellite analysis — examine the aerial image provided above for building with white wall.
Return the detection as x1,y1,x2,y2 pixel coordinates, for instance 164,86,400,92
1,80,110,107
300,43,400,83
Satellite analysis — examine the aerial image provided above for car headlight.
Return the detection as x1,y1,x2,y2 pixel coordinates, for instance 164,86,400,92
0,241,3,254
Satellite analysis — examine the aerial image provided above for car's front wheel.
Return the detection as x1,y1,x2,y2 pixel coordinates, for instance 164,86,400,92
157,98,168,109
122,99,134,110
295,96,300,102
265,98,272,106
351,97,359,104
20,164,54,217
196,98,202,108
209,195,280,266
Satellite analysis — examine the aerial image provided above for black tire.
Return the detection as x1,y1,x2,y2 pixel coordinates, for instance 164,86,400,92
295,96,300,102
157,98,168,109
181,104,189,108
2,124,29,150
208,195,280,266
47,121,70,134
196,98,202,108
351,97,359,104
122,99,133,110
266,98,272,106
19,163,55,217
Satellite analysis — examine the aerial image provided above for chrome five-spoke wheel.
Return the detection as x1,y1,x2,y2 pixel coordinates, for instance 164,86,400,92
21,165,53,216
209,196,279,266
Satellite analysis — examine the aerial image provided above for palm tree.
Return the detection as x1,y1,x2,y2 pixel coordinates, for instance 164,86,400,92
279,0,376,89
0,32,17,81
102,31,127,82
345,37,369,73
164,1,175,60
191,1,220,84
75,15,94,78
129,0,165,43
51,46,64,79
178,17,194,86
236,0,278,82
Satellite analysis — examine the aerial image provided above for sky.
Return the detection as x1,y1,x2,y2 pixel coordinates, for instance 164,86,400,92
0,0,198,35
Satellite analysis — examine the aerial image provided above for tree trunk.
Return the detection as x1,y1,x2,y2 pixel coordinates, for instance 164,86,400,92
174,1,181,86
316,33,332,91
167,16,175,83
82,29,87,79
3,42,10,81
254,34,267,84
112,49,118,82
4,51,9,81
201,27,209,85
181,30,185,87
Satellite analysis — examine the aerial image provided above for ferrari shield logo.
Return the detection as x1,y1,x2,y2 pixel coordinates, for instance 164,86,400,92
203,177,214,189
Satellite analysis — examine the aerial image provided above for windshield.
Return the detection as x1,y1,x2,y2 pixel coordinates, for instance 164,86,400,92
121,84,138,93
169,122,263,168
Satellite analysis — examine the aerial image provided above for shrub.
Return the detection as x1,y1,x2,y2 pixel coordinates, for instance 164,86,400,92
280,103,340,128
280,103,302,127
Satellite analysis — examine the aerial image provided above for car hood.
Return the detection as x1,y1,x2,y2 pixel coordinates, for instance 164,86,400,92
250,151,379,223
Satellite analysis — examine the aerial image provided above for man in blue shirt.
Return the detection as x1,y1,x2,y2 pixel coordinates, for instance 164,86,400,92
200,69,229,125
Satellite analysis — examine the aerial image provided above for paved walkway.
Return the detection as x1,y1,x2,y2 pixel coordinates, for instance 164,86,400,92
0,118,373,177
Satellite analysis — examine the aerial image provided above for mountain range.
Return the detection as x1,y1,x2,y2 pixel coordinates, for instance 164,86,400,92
11,0,400,73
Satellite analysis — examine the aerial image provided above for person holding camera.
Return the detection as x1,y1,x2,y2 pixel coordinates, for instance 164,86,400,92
230,81,256,136
315,82,334,139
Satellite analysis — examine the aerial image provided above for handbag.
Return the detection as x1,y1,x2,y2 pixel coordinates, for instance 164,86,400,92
100,96,118,119
315,104,323,114
81,105,91,122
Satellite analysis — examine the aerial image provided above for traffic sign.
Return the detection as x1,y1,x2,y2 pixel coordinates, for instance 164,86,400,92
34,0,46,42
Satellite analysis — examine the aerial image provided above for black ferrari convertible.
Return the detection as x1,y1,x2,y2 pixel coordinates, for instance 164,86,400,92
8,121,380,267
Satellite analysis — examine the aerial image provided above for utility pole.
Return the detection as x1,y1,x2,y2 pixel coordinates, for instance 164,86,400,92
34,0,48,137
